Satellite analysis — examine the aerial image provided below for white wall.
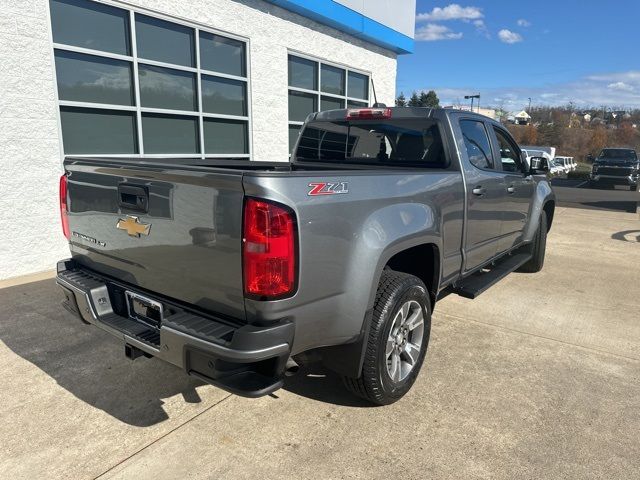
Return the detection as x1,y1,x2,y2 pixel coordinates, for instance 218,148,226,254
0,0,69,280
0,0,397,281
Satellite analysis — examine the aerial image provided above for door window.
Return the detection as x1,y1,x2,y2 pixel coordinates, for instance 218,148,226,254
493,128,524,173
460,120,494,170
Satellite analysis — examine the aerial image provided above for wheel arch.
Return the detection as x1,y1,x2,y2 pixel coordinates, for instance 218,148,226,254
543,199,555,232
320,240,441,379
523,181,555,242
384,243,441,309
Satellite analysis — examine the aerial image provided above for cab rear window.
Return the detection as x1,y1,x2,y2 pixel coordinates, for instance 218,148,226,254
293,119,449,168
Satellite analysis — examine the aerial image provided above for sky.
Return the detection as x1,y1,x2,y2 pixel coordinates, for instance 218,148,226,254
396,1,640,111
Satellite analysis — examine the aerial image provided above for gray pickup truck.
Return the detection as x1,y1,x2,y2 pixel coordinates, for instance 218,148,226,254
56,107,555,405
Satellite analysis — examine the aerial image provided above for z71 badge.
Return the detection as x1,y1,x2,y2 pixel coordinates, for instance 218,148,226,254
308,182,349,196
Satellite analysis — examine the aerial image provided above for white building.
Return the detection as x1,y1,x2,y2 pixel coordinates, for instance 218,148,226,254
444,105,497,120
0,0,416,281
512,110,532,125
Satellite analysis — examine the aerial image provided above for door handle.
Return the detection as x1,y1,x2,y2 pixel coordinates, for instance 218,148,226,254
507,186,516,194
472,186,485,196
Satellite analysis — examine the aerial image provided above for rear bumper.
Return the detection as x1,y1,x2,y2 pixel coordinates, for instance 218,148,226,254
56,259,294,397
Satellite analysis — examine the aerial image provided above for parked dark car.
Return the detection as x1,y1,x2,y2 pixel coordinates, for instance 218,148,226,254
56,107,555,404
589,148,639,190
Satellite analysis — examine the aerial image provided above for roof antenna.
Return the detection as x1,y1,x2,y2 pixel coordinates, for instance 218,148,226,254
370,76,386,108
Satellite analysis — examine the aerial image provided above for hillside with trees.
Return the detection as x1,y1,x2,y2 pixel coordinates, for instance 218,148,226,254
506,106,640,162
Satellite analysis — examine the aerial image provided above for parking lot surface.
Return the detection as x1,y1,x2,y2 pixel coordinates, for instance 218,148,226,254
1,205,639,479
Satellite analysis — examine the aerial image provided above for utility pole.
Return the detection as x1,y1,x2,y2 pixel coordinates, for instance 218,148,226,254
528,97,532,113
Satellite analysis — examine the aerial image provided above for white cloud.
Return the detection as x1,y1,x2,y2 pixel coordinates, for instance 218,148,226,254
415,23,464,41
589,72,640,83
498,29,523,44
473,19,490,38
517,19,531,27
608,81,634,92
416,4,483,22
416,70,640,109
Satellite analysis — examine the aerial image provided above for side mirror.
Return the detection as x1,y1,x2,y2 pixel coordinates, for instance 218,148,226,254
529,156,549,174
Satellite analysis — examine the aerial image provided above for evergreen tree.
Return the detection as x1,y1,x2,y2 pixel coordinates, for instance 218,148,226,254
420,90,440,108
395,92,407,107
407,91,420,107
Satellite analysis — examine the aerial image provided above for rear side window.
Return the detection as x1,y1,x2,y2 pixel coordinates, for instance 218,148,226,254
294,119,448,168
460,120,493,170
493,127,524,173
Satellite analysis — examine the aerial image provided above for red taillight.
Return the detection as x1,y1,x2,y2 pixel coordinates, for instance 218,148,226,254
243,198,297,299
59,174,70,240
346,108,392,120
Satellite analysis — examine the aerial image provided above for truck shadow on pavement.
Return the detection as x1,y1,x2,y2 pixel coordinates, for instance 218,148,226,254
282,364,376,408
612,230,640,242
0,279,205,427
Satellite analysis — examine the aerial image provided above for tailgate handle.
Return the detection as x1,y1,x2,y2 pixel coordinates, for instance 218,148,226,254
118,184,148,212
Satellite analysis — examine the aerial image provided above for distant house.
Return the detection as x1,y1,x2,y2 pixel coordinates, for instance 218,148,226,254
513,110,532,125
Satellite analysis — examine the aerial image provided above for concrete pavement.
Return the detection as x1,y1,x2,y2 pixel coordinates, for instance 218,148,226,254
1,206,639,479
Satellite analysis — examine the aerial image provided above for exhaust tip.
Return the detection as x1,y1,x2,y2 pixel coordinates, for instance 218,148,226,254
284,357,300,377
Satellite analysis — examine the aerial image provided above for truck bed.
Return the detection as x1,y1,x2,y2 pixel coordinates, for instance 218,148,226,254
63,155,462,341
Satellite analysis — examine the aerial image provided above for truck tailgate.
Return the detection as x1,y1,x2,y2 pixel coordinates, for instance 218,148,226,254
63,159,246,321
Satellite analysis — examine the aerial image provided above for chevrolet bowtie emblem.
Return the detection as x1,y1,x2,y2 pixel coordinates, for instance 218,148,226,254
116,215,151,237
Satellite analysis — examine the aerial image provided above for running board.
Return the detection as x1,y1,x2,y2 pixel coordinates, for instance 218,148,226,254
453,253,532,299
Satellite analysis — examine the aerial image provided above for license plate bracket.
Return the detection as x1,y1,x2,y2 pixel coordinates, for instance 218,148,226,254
126,291,163,328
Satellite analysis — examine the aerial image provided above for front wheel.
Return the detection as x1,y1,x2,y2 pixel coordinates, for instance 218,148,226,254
519,211,548,273
342,271,431,405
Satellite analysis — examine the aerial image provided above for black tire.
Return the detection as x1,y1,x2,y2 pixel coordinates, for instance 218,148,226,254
342,271,431,405
519,211,548,273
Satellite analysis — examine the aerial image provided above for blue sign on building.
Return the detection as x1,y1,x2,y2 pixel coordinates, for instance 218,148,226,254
263,0,416,54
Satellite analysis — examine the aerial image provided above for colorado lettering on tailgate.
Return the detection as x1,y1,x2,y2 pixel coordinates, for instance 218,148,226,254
308,182,349,196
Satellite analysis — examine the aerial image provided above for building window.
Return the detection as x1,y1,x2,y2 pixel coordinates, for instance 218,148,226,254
287,54,370,153
50,0,251,158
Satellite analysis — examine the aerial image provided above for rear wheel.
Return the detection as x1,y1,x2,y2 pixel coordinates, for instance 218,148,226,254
519,211,547,273
342,271,431,405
